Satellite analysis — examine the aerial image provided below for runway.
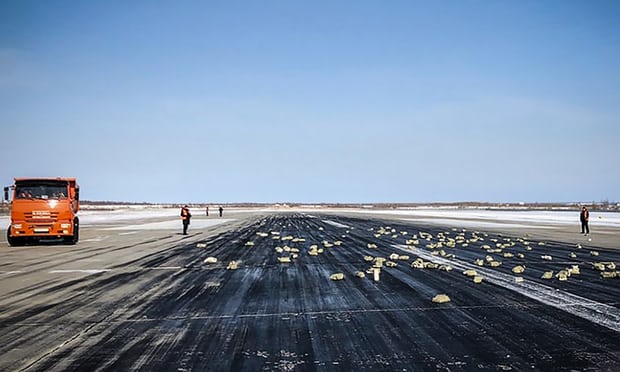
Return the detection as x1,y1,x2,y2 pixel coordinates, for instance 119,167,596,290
1,211,619,371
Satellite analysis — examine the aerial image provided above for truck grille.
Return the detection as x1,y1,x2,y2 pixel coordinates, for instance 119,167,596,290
24,211,59,223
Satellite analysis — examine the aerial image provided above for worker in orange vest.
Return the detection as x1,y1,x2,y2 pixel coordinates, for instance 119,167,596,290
181,205,192,235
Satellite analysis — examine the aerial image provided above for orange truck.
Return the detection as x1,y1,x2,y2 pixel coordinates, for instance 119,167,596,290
3,177,80,246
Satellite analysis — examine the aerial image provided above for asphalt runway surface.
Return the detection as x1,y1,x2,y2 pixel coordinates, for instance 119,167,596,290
1,212,619,371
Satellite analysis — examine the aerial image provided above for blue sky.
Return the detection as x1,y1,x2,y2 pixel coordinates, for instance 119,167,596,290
1,1,619,203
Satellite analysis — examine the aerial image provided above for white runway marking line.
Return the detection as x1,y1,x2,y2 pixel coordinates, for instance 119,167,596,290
82,236,109,242
49,269,111,275
47,267,183,274
0,271,24,274
118,231,138,235
393,244,620,333
322,220,350,229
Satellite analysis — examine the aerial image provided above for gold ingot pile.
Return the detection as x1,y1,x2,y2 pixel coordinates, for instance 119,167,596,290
556,270,569,281
204,257,218,264
463,269,477,277
432,294,451,304
600,271,619,279
541,271,553,279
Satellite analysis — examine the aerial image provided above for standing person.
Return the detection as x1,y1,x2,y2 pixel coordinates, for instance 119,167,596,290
205,206,209,216
219,206,223,217
580,206,590,236
181,205,192,235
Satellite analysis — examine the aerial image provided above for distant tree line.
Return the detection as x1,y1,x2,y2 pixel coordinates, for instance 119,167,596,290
78,200,620,211
2,200,617,214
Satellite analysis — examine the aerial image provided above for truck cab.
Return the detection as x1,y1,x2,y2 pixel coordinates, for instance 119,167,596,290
4,177,80,246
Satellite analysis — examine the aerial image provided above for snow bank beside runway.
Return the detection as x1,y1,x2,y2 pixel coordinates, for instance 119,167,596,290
79,209,179,225
78,208,248,226
3,207,619,230
1,207,249,231
106,219,235,230
401,218,553,229
343,209,620,227
322,219,350,228
75,208,238,230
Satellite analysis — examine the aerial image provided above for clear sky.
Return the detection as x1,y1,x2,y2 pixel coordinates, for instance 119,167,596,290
1,1,619,204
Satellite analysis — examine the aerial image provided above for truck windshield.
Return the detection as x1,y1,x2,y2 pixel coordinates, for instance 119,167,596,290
15,183,68,200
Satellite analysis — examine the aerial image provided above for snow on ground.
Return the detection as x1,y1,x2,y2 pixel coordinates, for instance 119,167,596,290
105,219,236,230
322,219,351,229
342,209,620,228
401,218,553,229
78,208,239,230
2,207,619,230
0,208,239,231
79,209,180,225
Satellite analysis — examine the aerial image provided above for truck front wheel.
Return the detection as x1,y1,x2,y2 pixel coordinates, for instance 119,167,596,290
64,218,79,245
7,228,25,247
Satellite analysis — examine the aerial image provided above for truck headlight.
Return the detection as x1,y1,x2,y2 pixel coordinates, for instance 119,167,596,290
13,224,22,229
60,223,71,229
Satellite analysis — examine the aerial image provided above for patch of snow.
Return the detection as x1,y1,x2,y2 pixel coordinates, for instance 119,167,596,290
49,269,111,275
322,220,350,229
402,218,553,229
106,219,235,231
79,208,180,225
345,209,620,227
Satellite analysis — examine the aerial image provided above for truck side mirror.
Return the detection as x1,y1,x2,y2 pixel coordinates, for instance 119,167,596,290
75,186,80,200
3,187,8,201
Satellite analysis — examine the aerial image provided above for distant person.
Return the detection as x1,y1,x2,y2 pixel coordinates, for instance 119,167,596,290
181,205,192,235
219,206,223,217
580,206,590,236
206,206,209,216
